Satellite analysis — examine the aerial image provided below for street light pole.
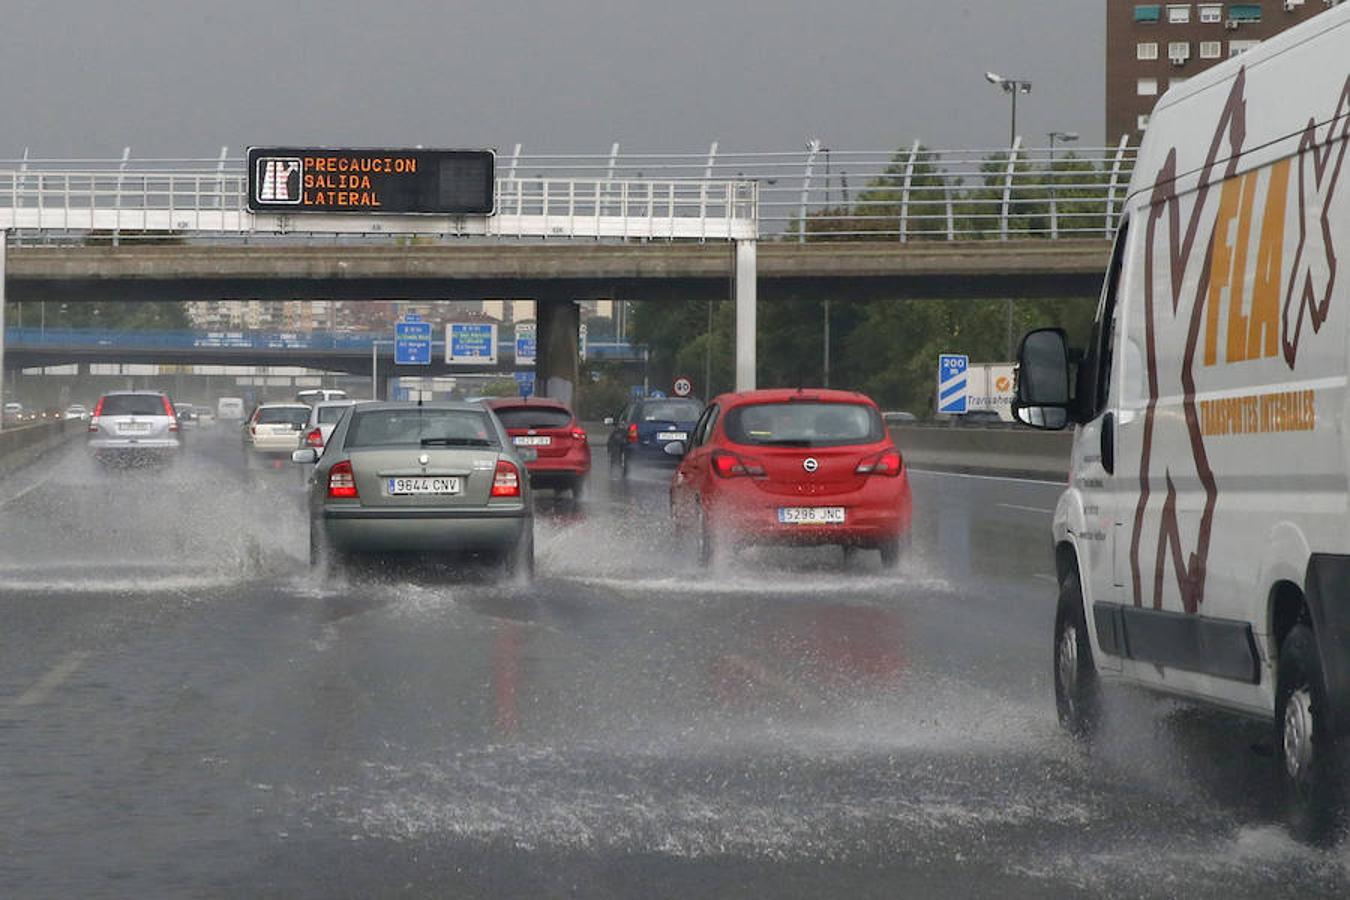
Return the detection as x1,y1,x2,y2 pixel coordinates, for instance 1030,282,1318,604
985,72,1032,147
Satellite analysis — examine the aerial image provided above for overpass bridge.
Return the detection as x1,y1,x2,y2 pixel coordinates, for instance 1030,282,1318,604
0,143,1128,404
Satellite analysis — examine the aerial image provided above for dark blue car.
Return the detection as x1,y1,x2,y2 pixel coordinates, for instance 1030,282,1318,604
606,397,704,478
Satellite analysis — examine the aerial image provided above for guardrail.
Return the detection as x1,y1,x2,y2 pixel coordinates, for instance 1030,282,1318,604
0,419,79,475
890,424,1072,481
0,140,1134,243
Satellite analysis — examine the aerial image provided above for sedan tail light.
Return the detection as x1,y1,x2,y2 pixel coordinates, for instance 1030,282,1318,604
571,428,588,443
305,427,324,449
327,460,359,499
491,459,522,497
627,423,638,444
856,448,903,477
712,450,765,478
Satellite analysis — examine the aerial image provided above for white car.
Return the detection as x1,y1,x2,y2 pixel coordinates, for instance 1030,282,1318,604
63,404,89,421
299,399,365,456
1012,5,1350,828
244,403,312,468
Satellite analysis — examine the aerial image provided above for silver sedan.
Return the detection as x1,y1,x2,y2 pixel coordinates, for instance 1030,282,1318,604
293,402,534,577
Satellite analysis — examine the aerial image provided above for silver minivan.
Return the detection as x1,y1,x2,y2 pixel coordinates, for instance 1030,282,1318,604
88,391,183,465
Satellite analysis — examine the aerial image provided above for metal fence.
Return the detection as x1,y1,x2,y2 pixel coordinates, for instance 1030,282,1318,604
0,139,1136,243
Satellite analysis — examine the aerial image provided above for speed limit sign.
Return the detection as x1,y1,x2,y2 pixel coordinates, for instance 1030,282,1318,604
672,376,694,398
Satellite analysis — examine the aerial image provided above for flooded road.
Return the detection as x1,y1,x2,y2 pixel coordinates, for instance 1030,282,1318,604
1,431,1347,897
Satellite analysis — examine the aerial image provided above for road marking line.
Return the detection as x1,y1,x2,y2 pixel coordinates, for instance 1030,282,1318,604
997,502,1055,514
9,651,87,709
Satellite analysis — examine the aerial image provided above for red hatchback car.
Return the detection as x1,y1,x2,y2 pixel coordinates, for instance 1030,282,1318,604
485,398,591,498
669,388,912,567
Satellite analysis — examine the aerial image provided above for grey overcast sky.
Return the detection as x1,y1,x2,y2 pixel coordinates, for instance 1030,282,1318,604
0,0,1103,158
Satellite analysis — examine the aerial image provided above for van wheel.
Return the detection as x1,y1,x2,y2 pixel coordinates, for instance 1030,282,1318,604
1277,624,1343,831
1054,569,1100,740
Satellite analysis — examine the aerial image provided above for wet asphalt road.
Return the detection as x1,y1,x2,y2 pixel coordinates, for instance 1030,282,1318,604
1,428,1349,898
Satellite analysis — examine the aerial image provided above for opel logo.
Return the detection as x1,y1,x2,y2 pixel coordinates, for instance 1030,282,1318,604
803,457,819,473
418,453,430,466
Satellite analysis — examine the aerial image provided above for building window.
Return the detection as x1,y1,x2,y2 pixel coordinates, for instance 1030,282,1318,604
1169,41,1191,60
1228,4,1262,22
1135,4,1163,22
1200,40,1222,58
1138,41,1160,59
1138,77,1160,96
1168,5,1192,23
1199,4,1223,22
1229,39,1260,56
1138,114,1152,130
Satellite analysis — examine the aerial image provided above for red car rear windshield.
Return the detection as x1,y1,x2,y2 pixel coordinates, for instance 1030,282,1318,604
494,407,572,429
99,395,168,416
724,402,883,447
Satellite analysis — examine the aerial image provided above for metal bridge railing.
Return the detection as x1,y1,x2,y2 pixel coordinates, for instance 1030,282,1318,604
0,139,1136,243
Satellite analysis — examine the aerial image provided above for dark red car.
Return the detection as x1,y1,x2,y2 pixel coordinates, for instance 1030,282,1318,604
669,388,912,567
485,398,591,498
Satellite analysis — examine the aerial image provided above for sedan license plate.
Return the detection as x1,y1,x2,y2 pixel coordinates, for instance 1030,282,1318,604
386,476,461,496
513,436,551,446
657,431,688,441
777,506,846,525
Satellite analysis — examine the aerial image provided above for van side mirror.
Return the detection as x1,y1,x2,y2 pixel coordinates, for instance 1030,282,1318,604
1012,328,1072,431
603,416,616,426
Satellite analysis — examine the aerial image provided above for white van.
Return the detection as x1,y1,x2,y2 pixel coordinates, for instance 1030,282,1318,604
295,389,349,407
216,397,246,421
1014,7,1350,819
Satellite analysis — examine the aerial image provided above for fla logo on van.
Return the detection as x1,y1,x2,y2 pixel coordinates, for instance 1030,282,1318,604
1132,70,1350,615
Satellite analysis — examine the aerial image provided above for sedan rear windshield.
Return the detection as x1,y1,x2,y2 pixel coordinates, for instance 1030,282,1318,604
347,409,498,448
493,406,572,429
99,395,168,416
315,406,351,424
724,401,883,447
640,400,702,422
256,407,310,427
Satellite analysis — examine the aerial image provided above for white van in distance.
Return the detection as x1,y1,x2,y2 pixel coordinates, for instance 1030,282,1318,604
1014,6,1350,825
216,397,246,421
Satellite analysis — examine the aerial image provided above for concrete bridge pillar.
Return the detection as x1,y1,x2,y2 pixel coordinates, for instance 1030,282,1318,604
534,297,580,406
735,239,757,391
0,231,7,409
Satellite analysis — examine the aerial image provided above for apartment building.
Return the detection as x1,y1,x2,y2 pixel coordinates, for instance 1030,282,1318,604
1106,1,1341,142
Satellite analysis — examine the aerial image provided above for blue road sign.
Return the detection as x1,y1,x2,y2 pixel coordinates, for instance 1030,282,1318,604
395,317,432,365
448,323,498,364
938,354,969,414
514,323,537,365
514,371,536,398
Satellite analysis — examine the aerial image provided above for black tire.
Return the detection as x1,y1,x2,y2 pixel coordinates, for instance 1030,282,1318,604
571,476,586,500
696,502,717,568
1053,568,1100,740
503,526,535,581
1276,624,1343,834
620,450,630,480
878,533,909,570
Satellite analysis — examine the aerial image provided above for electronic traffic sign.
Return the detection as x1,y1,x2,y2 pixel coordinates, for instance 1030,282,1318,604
247,148,495,215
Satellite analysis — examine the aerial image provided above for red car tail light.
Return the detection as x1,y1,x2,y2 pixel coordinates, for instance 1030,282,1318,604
712,450,765,478
327,460,359,498
492,459,522,497
161,395,179,432
571,428,587,443
92,398,105,417
856,448,903,477
627,423,639,444
305,427,324,448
